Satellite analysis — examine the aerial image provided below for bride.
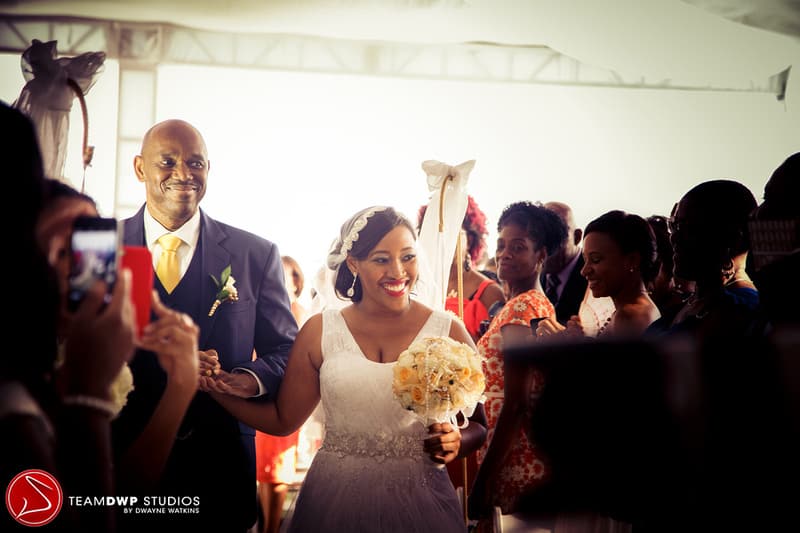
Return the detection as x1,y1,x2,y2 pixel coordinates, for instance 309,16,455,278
201,206,487,532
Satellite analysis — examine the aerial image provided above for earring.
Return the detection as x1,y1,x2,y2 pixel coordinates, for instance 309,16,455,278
347,272,358,297
721,257,734,279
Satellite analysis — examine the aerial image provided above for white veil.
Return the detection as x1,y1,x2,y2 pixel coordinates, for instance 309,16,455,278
309,255,344,315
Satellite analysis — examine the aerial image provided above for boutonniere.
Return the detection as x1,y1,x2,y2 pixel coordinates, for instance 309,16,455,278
208,265,239,316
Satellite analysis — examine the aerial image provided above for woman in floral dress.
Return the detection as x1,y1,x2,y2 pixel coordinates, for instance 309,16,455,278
468,201,567,525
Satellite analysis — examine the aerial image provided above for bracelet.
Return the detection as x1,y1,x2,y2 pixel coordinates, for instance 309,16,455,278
62,395,118,418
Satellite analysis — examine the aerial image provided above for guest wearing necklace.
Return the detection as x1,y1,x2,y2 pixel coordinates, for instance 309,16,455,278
645,183,770,532
531,210,660,533
535,210,661,340
648,179,759,338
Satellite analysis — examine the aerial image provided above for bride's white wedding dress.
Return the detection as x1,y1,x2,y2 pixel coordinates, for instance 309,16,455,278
285,308,466,533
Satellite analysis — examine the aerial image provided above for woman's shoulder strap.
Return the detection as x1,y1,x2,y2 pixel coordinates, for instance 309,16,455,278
472,278,496,300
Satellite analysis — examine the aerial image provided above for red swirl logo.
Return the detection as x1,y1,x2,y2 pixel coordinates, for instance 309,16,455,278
5,469,63,527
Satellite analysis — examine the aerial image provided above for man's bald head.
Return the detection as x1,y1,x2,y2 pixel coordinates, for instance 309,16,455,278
141,119,207,155
543,201,582,274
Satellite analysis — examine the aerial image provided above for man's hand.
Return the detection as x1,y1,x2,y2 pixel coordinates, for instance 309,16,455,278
199,368,258,398
198,349,221,377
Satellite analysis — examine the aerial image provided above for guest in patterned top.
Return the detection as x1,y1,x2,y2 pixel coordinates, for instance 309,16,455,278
468,201,567,526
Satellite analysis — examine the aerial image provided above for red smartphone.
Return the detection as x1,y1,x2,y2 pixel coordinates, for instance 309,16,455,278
121,245,153,337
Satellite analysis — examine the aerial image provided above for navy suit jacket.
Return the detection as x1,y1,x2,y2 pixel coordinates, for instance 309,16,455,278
113,206,297,530
543,254,588,325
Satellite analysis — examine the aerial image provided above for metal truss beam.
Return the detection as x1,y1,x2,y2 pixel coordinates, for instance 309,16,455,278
0,14,779,93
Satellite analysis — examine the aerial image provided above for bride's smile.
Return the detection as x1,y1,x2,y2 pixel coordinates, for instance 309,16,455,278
350,225,418,307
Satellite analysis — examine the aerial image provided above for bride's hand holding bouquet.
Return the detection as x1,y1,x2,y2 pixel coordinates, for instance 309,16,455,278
392,336,486,465
422,420,461,465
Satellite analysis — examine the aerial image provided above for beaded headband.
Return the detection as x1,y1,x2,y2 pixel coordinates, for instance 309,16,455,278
326,206,389,269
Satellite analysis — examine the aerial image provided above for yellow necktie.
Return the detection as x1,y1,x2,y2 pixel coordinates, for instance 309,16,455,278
157,234,183,293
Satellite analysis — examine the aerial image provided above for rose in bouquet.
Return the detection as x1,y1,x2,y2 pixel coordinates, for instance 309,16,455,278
108,363,135,417
392,336,485,428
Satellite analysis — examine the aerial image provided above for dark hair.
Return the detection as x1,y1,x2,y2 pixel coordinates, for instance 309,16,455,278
417,195,489,263
334,207,416,302
754,151,800,220
2,103,59,404
682,179,757,258
281,255,304,298
585,210,659,283
497,201,567,256
646,215,673,278
42,177,97,207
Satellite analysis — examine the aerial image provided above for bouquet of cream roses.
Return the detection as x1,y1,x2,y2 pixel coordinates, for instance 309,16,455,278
392,336,485,427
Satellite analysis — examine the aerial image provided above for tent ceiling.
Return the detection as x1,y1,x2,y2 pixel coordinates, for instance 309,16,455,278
2,0,798,40
1,0,797,90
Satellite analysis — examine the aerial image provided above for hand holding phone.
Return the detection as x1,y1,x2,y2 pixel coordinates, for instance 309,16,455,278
67,216,119,312
529,317,547,331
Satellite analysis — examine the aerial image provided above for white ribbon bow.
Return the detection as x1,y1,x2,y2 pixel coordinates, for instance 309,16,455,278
421,159,476,192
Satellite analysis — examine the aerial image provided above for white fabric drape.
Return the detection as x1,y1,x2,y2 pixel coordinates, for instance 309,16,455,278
12,39,105,181
415,159,475,311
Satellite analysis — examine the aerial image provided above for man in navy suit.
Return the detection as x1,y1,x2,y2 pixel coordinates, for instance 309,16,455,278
541,201,587,325
113,119,297,531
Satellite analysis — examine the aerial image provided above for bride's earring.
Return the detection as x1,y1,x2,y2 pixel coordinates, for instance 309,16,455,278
347,272,358,297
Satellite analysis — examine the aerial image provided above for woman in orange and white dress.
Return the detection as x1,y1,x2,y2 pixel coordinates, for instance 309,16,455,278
468,201,567,527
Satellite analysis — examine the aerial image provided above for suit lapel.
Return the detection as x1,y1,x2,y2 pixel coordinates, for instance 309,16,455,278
197,211,231,348
123,205,147,246
565,254,586,295
559,255,587,315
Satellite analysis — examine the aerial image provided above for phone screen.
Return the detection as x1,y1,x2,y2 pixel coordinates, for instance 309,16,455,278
530,317,546,333
67,216,119,311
